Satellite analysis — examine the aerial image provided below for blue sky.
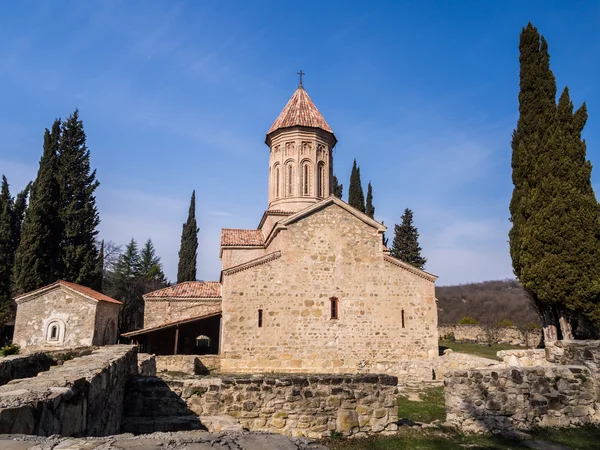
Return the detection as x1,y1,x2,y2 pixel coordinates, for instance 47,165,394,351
1,1,599,286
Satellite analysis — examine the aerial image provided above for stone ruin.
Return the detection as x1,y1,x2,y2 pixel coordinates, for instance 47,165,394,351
444,340,600,434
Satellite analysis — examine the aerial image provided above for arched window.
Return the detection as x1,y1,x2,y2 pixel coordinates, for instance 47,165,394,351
301,161,311,196
317,163,325,198
285,161,294,196
273,164,281,198
45,319,65,345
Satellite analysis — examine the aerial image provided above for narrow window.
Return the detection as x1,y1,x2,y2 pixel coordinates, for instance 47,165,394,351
276,167,280,197
288,165,293,195
50,325,58,340
258,309,263,328
317,164,324,197
303,164,309,195
330,297,339,320
401,309,405,328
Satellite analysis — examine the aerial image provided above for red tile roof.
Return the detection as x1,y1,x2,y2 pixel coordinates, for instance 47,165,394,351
144,281,221,299
15,280,122,305
267,87,333,135
221,229,265,247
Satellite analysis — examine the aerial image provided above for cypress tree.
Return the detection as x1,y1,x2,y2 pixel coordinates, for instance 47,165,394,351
365,181,375,218
177,191,198,283
391,208,426,270
0,177,15,319
14,120,63,293
58,110,101,288
332,175,343,199
509,23,600,340
348,159,365,213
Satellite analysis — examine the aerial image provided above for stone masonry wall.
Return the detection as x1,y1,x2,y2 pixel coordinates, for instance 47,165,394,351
445,365,598,433
155,354,221,375
0,352,56,386
13,287,97,351
221,203,438,375
439,325,542,348
92,301,120,345
143,299,222,329
125,373,399,438
0,345,137,436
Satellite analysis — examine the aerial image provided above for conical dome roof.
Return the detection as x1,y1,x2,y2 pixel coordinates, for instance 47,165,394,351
267,86,334,135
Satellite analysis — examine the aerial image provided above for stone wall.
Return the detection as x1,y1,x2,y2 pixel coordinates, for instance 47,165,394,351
445,365,598,433
124,373,399,438
143,299,221,329
439,325,542,348
155,354,220,375
13,286,99,351
497,349,548,367
92,301,120,346
221,203,438,375
0,352,55,386
0,345,137,436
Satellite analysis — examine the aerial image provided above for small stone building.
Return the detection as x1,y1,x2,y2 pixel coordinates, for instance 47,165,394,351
128,81,439,377
13,280,121,351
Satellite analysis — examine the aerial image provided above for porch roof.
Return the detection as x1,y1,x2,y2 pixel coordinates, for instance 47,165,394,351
121,311,221,338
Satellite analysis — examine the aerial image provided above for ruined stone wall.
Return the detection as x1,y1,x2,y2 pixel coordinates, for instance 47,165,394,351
143,299,221,328
221,247,266,271
220,204,438,375
155,354,220,375
445,365,598,433
125,373,399,438
438,325,542,348
497,349,549,367
0,352,55,386
0,345,137,436
13,287,97,351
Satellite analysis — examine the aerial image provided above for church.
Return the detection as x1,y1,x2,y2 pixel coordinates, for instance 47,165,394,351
123,80,439,376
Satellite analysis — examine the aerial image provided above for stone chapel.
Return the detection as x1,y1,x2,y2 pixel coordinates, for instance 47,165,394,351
125,81,439,376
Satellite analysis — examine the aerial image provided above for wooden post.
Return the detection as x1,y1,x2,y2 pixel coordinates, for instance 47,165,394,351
174,326,180,355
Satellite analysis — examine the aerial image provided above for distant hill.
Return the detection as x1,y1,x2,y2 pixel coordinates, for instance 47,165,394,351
435,279,540,326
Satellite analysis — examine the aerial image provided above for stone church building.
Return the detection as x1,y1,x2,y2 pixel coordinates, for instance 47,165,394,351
125,82,439,376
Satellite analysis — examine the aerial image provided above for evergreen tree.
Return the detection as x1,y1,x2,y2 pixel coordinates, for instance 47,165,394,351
381,221,389,248
177,191,198,283
348,159,365,213
332,175,343,199
0,177,15,320
112,239,142,333
391,208,426,270
509,23,600,340
365,182,375,218
14,120,63,293
139,238,166,284
58,110,101,288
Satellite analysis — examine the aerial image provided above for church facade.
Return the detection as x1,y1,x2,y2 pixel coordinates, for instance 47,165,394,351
127,82,438,376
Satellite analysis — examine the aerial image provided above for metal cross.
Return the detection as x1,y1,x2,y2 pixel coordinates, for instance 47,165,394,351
297,70,305,88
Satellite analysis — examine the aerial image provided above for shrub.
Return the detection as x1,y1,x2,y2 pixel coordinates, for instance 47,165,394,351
458,316,478,325
497,319,514,328
439,331,455,342
0,343,19,356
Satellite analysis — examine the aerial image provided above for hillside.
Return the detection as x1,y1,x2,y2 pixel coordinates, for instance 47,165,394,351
435,279,540,326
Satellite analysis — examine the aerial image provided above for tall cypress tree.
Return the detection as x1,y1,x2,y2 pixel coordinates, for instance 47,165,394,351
365,181,375,218
0,177,15,319
332,175,343,199
348,159,365,213
177,191,198,283
58,110,101,289
391,208,426,270
509,23,600,340
15,120,63,294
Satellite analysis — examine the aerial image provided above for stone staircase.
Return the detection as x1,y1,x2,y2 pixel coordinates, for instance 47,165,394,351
121,376,204,434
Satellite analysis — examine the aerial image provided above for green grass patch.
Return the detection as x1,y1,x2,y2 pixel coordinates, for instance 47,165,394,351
439,341,522,360
397,386,445,423
325,426,600,449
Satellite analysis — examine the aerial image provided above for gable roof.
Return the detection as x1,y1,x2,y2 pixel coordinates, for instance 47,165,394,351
15,280,122,305
221,229,265,247
383,255,437,282
267,87,334,136
143,281,221,300
121,311,222,338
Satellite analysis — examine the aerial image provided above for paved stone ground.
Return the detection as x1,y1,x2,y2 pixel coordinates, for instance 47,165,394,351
0,431,329,450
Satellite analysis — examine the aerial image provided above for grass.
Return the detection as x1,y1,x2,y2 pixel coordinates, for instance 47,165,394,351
439,340,523,360
397,386,446,423
325,426,600,449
